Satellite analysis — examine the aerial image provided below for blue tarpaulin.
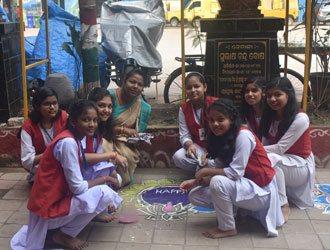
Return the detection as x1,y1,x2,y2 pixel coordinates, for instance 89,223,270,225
28,1,83,90
26,1,109,89
0,6,10,22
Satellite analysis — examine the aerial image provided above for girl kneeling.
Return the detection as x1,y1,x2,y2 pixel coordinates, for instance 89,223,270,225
11,100,122,250
180,99,284,238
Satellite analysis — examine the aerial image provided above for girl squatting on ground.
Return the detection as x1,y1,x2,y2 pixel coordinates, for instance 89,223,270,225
180,99,284,238
259,77,315,222
11,100,123,250
173,72,218,172
240,76,266,137
85,87,128,188
20,86,67,183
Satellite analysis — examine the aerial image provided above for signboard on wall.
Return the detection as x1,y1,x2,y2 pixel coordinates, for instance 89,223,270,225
217,39,270,107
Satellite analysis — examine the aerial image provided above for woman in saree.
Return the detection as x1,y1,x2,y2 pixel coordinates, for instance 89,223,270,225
103,69,151,186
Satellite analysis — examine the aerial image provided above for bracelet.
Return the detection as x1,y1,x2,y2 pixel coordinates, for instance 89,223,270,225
120,126,123,135
113,152,118,161
102,176,106,184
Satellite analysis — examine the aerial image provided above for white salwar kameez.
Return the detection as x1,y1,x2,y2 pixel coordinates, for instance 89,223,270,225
189,130,284,237
11,137,123,250
21,125,54,182
173,105,206,171
81,136,122,186
262,113,315,209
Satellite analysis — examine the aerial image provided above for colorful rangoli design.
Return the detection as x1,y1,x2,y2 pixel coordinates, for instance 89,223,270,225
313,184,330,214
118,179,214,221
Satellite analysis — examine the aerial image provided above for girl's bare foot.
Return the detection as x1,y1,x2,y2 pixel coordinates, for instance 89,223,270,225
202,228,237,239
93,204,118,223
108,204,116,213
93,214,118,223
52,229,88,250
281,203,291,223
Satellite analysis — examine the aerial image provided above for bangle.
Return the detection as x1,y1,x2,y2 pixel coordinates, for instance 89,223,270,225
102,176,106,184
113,152,118,161
120,126,123,134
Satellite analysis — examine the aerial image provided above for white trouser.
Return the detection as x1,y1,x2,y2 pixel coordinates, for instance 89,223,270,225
268,152,314,208
189,175,270,231
274,162,310,206
173,144,206,172
11,185,123,250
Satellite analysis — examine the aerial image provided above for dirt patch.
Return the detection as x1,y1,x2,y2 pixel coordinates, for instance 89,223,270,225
149,103,179,127
308,108,330,126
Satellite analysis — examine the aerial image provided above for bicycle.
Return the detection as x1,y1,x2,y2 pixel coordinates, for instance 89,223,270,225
163,55,311,105
102,56,162,102
163,55,204,104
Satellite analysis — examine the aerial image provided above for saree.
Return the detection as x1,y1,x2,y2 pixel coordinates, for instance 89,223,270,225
103,89,151,186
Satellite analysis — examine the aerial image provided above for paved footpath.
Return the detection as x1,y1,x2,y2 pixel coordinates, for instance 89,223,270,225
0,168,329,250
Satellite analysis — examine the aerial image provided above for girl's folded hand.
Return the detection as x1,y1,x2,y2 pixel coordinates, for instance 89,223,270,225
186,144,197,159
116,154,128,172
199,152,208,168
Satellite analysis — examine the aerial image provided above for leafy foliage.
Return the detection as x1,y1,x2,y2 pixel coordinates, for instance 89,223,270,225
61,17,81,93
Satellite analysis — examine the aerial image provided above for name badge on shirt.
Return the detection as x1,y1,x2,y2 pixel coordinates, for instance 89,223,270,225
199,128,206,141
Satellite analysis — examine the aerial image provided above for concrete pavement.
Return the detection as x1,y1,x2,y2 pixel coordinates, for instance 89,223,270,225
0,167,329,250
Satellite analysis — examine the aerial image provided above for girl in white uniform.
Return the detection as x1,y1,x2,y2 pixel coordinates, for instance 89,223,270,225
173,72,218,171
259,77,315,222
82,87,128,222
11,100,123,250
180,99,284,239
240,76,266,137
85,87,128,185
20,87,67,183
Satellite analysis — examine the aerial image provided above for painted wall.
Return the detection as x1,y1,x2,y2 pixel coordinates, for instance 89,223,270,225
1,126,330,169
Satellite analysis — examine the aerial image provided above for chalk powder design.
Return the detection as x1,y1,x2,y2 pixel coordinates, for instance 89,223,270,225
118,179,214,221
313,184,330,214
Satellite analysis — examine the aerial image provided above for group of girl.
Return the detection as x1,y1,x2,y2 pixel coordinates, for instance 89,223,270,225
176,73,315,239
11,68,150,250
11,68,315,248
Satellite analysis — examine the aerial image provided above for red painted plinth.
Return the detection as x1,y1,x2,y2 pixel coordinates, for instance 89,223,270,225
1,126,330,169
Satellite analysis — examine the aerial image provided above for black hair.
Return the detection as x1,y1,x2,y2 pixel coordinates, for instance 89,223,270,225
207,98,242,162
240,76,266,124
259,77,299,140
185,72,210,134
66,99,97,132
185,72,206,87
87,87,114,139
123,68,146,87
29,86,61,124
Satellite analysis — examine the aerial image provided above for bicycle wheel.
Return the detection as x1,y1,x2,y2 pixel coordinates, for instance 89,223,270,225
164,65,204,104
279,68,311,105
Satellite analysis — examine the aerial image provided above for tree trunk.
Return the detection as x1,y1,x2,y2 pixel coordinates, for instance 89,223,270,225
79,0,100,96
